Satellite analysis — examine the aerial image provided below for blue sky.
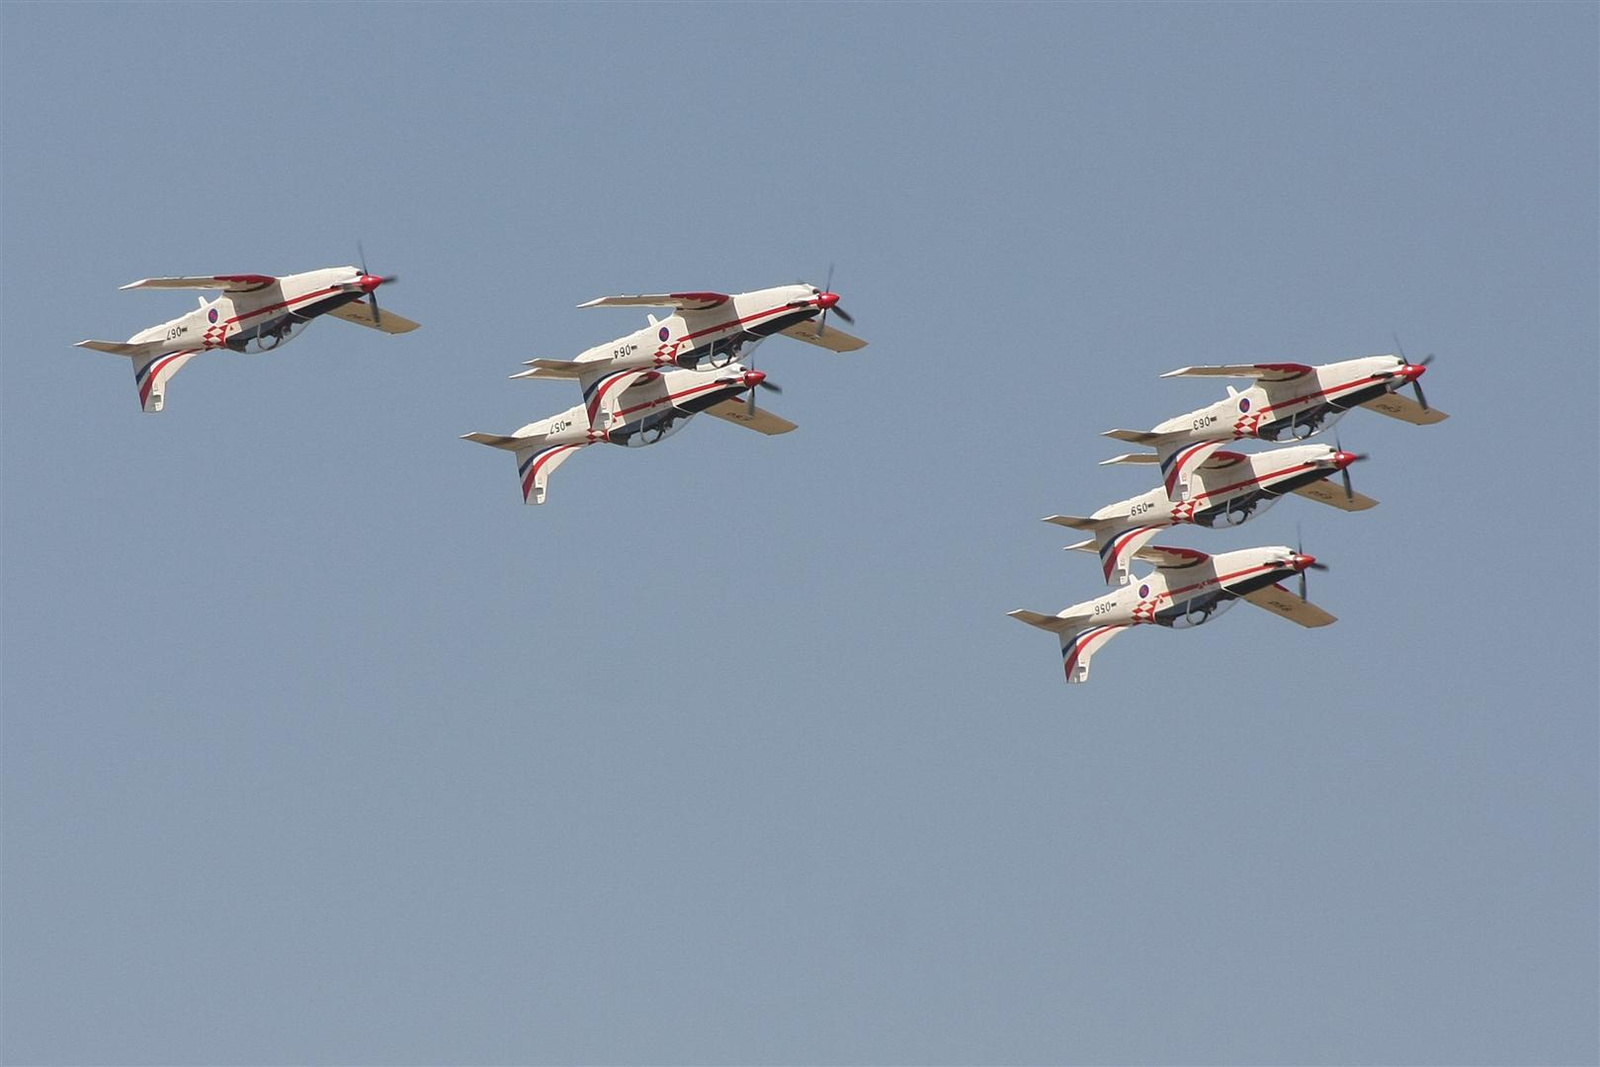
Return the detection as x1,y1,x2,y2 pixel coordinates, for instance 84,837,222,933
3,3,1595,1064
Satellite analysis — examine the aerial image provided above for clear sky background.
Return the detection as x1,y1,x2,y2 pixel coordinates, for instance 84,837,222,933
3,4,1595,1064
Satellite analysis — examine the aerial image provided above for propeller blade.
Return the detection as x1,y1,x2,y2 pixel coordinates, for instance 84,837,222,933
1341,466,1354,502
758,380,782,394
832,304,855,325
1299,568,1308,602
1413,379,1429,411
358,241,369,276
369,291,382,328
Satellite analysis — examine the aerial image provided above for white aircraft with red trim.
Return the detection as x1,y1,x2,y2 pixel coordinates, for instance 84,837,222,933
1105,353,1445,502
1010,543,1334,684
1045,441,1374,585
76,260,416,412
508,282,864,431
463,361,792,505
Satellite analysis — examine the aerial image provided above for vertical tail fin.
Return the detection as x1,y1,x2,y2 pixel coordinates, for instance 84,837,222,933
512,441,587,505
1157,440,1226,501
131,350,198,413
1008,610,1128,684
462,430,589,505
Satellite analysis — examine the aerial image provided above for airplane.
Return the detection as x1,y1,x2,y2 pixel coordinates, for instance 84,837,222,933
463,361,793,505
1009,543,1334,683
507,282,865,431
75,260,417,412
1043,441,1374,585
1104,353,1445,501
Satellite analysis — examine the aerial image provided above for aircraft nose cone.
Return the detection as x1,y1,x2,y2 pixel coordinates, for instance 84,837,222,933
742,370,767,388
358,274,384,293
1333,451,1358,469
1293,553,1317,571
817,292,840,310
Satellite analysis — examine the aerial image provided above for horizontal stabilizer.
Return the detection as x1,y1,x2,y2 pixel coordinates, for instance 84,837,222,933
462,431,541,451
1101,447,1245,470
511,359,589,380
1291,481,1378,511
120,274,277,292
76,338,166,358
1242,583,1337,627
778,319,868,352
1361,392,1448,425
702,398,797,436
1042,514,1099,530
578,292,730,311
1103,428,1181,447
1159,362,1313,382
325,299,420,334
1007,609,1089,633
1063,538,1096,553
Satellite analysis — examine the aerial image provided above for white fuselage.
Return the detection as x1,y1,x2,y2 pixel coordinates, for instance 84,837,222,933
1066,545,1306,631
127,267,368,356
510,363,759,449
1152,355,1410,444
1095,443,1345,530
571,284,828,373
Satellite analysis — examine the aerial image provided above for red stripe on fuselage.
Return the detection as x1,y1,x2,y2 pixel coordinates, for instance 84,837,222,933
221,285,346,330
1153,561,1280,606
677,299,817,344
614,378,732,419
1255,375,1385,419
1189,460,1319,505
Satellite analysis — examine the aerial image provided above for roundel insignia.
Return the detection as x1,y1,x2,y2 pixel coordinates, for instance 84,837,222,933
208,308,219,323
1238,397,1250,412
1138,584,1150,598
658,326,670,342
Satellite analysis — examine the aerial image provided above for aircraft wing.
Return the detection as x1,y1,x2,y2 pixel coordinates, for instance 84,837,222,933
577,292,731,311
120,274,277,292
1159,362,1314,382
1290,480,1378,512
325,299,420,334
777,319,868,352
701,399,797,435
1241,583,1337,627
1360,392,1448,425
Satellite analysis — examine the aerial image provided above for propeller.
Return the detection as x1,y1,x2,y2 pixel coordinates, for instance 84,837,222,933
1292,527,1329,601
356,242,399,327
814,264,854,337
742,367,782,415
1391,334,1435,411
1331,436,1370,503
